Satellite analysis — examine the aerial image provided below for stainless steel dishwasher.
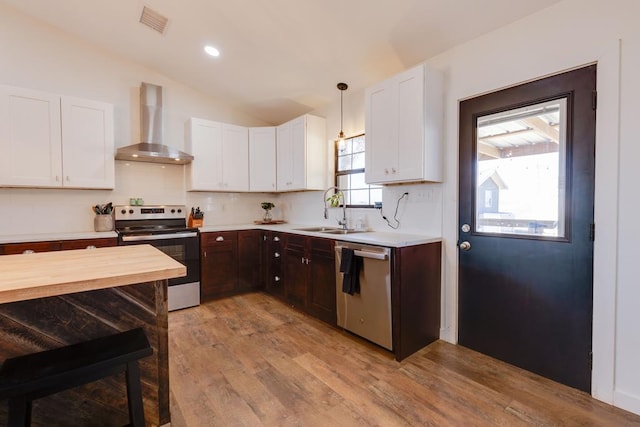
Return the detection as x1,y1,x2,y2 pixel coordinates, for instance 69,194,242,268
335,242,392,350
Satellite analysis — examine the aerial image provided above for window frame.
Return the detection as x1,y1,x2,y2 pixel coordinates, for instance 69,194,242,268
333,133,380,208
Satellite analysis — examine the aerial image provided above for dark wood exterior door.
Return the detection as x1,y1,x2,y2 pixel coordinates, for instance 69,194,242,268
458,65,596,392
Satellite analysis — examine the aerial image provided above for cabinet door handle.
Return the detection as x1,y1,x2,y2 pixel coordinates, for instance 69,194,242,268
301,257,305,264
306,258,310,264
203,251,207,258
384,168,389,175
391,168,396,173
66,176,70,181
274,252,280,258
216,236,224,241
273,236,280,242
274,276,280,282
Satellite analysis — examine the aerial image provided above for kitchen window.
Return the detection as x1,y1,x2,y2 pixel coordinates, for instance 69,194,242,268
335,134,382,208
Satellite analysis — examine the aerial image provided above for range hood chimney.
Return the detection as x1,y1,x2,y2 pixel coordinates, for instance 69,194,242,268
115,82,194,165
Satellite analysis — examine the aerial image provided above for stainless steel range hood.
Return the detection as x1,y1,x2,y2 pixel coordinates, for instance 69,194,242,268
116,82,193,165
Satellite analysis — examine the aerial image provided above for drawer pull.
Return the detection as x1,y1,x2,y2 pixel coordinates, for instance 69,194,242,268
273,236,280,242
274,252,280,258
274,276,280,282
216,236,224,242
86,245,97,249
22,249,35,254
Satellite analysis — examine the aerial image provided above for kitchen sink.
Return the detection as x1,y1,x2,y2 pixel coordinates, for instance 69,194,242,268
320,229,368,235
294,226,342,232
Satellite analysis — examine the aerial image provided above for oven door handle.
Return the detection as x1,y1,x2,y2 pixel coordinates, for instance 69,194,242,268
121,232,198,242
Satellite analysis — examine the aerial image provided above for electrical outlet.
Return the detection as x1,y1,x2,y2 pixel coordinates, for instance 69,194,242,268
412,189,433,202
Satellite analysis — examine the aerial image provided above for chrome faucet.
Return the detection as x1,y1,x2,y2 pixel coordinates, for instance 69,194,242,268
323,186,348,229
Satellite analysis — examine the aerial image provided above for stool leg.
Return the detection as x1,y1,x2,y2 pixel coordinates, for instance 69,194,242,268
125,361,146,427
7,396,31,427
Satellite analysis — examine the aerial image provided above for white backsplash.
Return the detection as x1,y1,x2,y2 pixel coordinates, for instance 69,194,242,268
186,191,282,226
0,161,186,236
0,158,442,237
281,183,443,236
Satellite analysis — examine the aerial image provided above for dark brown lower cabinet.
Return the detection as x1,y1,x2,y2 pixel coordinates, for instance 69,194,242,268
263,231,285,299
201,230,263,302
238,230,263,292
306,237,337,324
283,234,308,308
59,238,118,250
201,231,238,302
282,234,336,326
0,237,117,255
392,241,442,361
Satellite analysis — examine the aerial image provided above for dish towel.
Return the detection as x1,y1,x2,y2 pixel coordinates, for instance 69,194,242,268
340,248,362,295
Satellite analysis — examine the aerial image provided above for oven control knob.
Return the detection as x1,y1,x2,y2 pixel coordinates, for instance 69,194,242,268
177,209,182,213
171,209,175,213
129,209,134,214
121,209,126,214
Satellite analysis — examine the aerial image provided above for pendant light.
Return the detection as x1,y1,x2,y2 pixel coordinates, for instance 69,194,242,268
337,82,348,143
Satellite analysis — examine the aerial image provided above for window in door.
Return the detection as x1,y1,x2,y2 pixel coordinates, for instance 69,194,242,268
335,134,382,207
475,98,567,238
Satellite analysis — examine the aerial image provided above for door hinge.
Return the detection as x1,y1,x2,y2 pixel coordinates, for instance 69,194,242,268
590,223,595,241
592,91,598,110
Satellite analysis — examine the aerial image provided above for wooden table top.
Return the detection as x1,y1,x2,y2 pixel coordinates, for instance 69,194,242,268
0,245,186,304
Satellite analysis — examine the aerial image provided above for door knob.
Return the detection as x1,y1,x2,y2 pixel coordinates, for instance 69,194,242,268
459,241,471,251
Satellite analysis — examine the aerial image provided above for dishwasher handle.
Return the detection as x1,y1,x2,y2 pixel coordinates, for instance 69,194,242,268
336,245,390,261
354,250,388,260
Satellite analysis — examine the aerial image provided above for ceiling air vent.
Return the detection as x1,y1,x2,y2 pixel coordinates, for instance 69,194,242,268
139,6,169,35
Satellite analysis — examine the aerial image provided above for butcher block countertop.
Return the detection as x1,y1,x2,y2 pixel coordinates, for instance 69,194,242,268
0,244,186,304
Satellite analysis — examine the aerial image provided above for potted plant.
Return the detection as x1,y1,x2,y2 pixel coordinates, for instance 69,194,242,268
326,191,344,208
261,202,275,222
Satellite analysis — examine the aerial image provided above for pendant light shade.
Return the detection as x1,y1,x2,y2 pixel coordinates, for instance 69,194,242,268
337,82,348,141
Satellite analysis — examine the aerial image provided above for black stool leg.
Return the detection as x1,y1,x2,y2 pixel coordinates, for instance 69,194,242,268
125,360,146,427
7,395,31,427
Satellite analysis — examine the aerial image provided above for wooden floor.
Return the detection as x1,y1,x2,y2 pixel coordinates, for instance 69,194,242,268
168,292,640,426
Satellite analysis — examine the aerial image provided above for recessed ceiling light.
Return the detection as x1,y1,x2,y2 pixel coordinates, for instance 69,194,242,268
204,45,220,57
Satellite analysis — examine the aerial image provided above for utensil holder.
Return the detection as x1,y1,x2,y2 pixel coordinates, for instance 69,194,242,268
94,215,114,232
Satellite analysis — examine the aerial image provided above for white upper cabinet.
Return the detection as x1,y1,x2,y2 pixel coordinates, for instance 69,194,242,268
276,114,326,192
249,127,276,192
222,123,249,191
365,63,443,184
61,97,114,189
186,118,249,192
0,85,114,189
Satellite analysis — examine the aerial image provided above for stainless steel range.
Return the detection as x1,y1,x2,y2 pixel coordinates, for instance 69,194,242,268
115,205,200,311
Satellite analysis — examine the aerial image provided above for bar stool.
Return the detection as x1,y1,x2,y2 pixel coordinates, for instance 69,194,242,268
0,328,153,427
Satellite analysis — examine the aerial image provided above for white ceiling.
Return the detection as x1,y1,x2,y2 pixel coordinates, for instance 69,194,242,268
1,0,563,124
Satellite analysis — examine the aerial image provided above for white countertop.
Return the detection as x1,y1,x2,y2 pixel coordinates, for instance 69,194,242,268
199,223,441,248
0,225,440,248
0,231,118,245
